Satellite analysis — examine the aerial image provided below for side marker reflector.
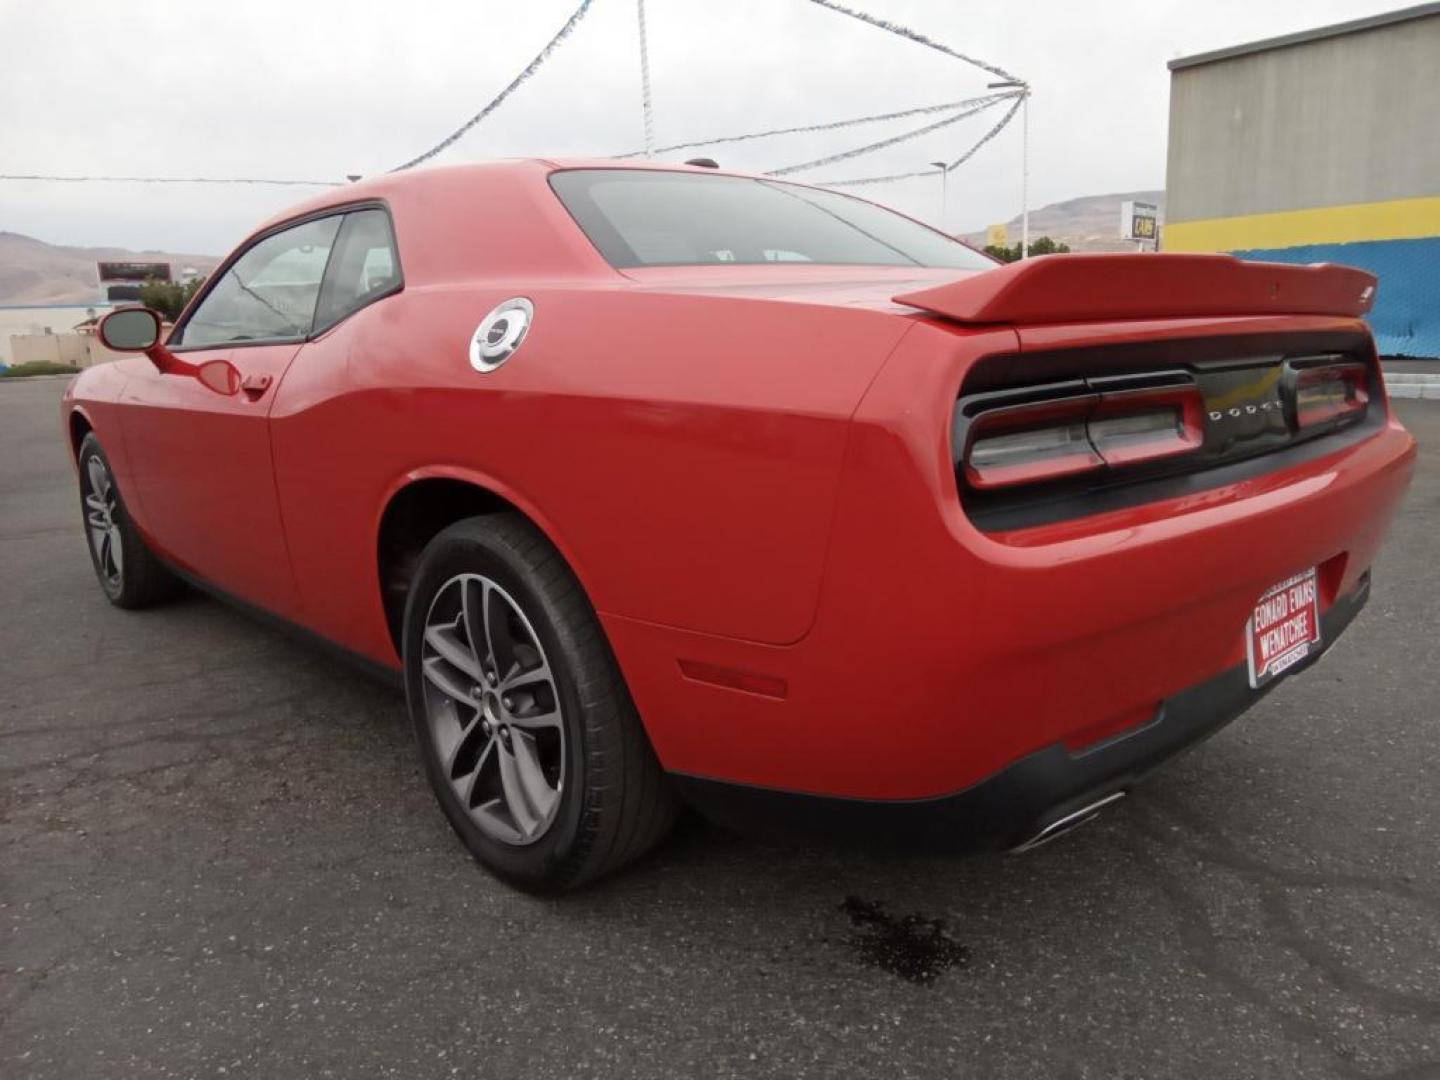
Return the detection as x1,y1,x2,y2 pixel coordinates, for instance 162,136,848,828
678,659,788,699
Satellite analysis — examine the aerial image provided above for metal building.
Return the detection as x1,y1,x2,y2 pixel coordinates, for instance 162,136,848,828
1164,3,1440,356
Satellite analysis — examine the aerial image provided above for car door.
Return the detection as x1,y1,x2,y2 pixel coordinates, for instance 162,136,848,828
266,207,406,656
118,213,343,620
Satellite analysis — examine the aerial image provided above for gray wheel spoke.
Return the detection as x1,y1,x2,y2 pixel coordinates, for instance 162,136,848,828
482,581,519,678
500,656,552,694
473,800,521,844
82,455,122,587
508,731,557,821
460,579,489,676
422,655,475,704
420,571,565,847
435,711,478,774
85,457,109,499
99,533,121,580
424,623,482,681
107,527,123,575
460,735,497,807
505,706,562,732
496,742,540,837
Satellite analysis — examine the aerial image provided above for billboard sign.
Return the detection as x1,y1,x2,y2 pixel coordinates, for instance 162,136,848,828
1120,201,1159,242
96,261,171,284
986,223,1009,247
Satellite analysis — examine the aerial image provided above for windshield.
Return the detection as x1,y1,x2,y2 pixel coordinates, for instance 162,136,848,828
550,169,993,271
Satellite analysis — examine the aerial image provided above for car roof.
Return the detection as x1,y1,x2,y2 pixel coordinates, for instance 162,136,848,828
255,158,769,231
248,158,803,285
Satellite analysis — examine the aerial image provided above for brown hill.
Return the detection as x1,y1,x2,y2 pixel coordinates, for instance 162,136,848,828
964,190,1166,252
0,232,221,305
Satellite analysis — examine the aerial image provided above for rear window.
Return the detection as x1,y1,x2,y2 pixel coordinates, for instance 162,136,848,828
550,169,993,271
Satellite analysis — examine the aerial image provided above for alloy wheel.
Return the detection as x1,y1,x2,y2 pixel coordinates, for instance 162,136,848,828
83,454,123,590
419,573,566,846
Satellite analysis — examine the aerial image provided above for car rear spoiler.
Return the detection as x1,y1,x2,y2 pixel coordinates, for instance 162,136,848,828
893,252,1377,325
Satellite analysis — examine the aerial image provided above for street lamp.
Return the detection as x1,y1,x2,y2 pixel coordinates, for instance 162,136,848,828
988,80,1030,259
929,161,947,231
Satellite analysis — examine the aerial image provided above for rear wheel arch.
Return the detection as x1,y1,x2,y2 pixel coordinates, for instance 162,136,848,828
375,472,595,659
402,511,678,889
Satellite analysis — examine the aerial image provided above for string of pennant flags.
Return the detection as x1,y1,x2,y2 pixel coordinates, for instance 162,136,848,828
765,93,1021,179
390,0,1028,186
389,0,600,171
610,97,1001,161
823,93,1026,187
1,0,1026,193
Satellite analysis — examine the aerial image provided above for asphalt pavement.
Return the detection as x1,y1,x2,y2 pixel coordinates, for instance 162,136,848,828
3,375,1438,1080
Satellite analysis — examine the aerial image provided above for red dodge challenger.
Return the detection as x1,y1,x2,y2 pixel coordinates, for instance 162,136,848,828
64,160,1415,890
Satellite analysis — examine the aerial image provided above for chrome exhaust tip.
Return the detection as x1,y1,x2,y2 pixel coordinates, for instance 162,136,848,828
1009,790,1127,854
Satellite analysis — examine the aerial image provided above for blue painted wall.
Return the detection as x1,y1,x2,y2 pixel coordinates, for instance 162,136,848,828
1232,237,1440,359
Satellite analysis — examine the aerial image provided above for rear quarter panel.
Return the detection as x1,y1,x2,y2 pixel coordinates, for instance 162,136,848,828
269,284,914,662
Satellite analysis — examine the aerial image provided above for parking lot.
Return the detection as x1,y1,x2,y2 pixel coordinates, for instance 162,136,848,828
2,375,1438,1079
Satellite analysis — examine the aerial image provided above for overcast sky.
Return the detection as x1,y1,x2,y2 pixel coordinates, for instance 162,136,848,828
0,0,1408,254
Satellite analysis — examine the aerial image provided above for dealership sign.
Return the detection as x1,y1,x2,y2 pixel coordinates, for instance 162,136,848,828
1120,201,1159,242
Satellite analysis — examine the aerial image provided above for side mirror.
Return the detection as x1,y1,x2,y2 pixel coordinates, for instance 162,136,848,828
196,359,241,396
97,307,162,351
94,306,236,395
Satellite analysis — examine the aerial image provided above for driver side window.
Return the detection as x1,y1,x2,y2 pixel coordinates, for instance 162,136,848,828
177,216,342,347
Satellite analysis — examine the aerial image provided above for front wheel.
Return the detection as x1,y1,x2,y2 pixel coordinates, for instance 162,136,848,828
76,433,180,609
403,513,677,892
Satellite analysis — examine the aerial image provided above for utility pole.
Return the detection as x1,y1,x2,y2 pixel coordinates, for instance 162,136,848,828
929,161,947,231
637,0,655,157
987,81,1031,257
1021,88,1030,259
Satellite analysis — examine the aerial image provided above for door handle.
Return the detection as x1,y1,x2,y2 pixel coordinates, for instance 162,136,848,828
241,373,273,399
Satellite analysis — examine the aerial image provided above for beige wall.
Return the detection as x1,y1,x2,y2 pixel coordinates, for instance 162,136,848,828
7,332,127,369
11,333,87,367
1166,13,1440,224
0,305,111,364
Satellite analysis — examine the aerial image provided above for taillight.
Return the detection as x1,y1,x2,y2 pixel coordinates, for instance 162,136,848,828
965,396,1100,490
1293,362,1368,428
1087,384,1205,468
961,379,1204,491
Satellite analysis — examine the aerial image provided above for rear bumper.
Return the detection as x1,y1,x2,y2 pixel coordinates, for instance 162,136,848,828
602,316,1415,808
607,411,1413,801
671,574,1370,851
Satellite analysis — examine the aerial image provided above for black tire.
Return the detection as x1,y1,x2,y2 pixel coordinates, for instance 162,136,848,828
403,513,678,892
77,433,181,609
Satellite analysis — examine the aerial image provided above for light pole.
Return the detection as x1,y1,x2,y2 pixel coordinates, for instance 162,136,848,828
929,161,947,231
988,81,1031,258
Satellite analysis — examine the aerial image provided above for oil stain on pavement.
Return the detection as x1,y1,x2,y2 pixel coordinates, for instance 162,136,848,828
840,896,970,984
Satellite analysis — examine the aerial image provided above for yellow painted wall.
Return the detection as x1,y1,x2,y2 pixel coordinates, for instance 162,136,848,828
1163,195,1440,253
